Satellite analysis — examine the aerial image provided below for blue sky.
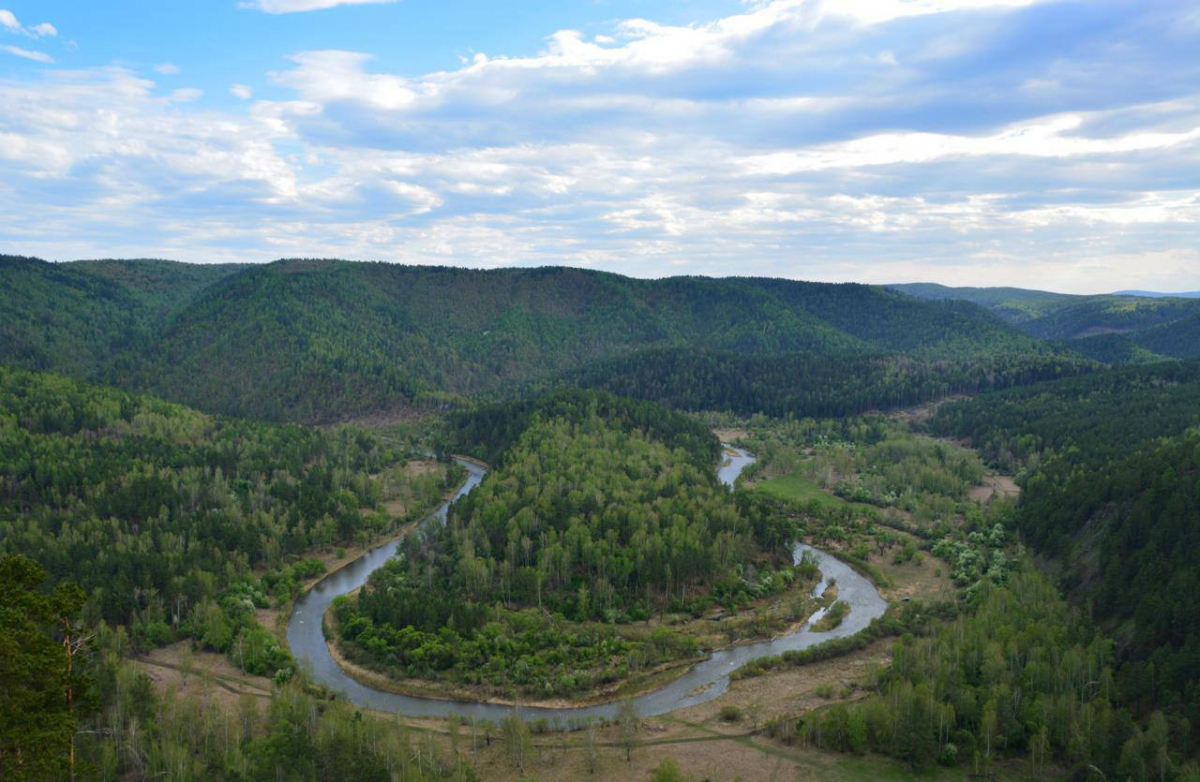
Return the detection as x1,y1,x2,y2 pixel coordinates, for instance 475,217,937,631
0,0,1197,292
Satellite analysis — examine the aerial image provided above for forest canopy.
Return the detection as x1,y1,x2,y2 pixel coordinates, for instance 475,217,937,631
335,394,799,697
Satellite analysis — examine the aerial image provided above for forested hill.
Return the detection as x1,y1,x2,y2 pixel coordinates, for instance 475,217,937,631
335,390,800,697
929,361,1200,747
446,387,722,468
0,364,447,628
0,256,248,379
928,360,1200,471
61,258,250,316
559,348,1090,419
1,256,1053,422
894,281,1200,360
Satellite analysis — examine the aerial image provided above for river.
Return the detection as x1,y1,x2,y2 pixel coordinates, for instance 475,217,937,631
286,446,887,724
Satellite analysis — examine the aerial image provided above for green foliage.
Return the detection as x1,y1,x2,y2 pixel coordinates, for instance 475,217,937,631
778,570,1189,777
735,600,957,680
64,258,249,316
78,633,465,781
446,411,760,615
0,255,151,378
889,283,1073,316
648,757,689,781
811,600,849,632
0,256,245,379
896,283,1200,366
1017,295,1200,341
1020,433,1200,745
894,282,1200,345
741,413,990,540
1133,312,1200,359
447,387,721,468
740,278,1048,358
337,405,780,696
0,367,454,674
563,348,1086,419
931,358,1200,756
0,555,90,780
1061,333,1169,364
930,359,1200,472
5,256,1053,423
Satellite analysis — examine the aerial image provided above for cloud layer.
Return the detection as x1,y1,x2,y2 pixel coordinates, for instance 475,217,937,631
0,0,1198,292
241,0,398,14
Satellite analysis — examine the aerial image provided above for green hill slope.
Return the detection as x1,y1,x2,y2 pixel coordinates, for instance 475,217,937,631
929,362,1200,739
894,281,1200,341
0,255,247,377
743,278,1047,357
1061,333,1170,364
3,256,1051,422
1020,434,1200,734
894,282,1200,364
889,282,1074,324
561,347,1090,418
1131,312,1200,359
0,255,153,377
1017,295,1200,340
67,258,249,315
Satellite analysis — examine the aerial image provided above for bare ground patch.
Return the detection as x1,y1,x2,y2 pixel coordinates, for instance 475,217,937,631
135,643,274,713
969,473,1020,503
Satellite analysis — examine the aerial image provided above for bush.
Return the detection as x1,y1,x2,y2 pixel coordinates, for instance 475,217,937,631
719,705,742,722
648,758,687,782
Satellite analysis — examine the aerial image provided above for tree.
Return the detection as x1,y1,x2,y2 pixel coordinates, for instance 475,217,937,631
0,555,90,780
501,709,530,772
617,698,640,762
585,719,600,774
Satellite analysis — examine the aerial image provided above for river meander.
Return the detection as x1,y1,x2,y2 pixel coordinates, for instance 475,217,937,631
287,446,887,723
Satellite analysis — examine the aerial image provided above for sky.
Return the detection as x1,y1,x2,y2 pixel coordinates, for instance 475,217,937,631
0,0,1198,293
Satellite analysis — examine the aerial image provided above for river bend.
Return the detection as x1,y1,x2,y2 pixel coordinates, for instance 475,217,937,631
287,447,887,723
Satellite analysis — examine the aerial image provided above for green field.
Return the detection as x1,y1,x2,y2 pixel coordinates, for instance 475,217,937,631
755,474,849,509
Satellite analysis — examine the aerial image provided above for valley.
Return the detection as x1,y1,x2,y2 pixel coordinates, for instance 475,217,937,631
4,2,1197,778
2,259,1199,781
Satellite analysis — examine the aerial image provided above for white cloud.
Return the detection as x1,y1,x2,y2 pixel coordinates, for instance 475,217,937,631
740,114,1200,174
0,9,57,37
241,0,397,13
0,0,1197,292
271,50,418,109
155,63,180,75
2,44,52,63
820,0,1046,27
167,87,204,102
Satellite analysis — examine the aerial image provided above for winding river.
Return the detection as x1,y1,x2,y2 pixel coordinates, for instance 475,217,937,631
287,447,887,724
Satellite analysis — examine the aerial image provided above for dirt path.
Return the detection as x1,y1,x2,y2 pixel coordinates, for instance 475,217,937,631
134,644,275,713
969,473,1020,502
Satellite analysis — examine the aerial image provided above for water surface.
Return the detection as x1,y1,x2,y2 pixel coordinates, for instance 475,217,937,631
287,447,887,723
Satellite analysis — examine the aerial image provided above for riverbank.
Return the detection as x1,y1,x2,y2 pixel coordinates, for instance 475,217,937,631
286,448,889,723
264,458,474,642
321,571,837,710
322,599,704,710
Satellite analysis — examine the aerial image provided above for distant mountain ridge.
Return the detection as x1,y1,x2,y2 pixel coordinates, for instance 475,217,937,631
1,255,1053,422
891,281,1200,361
1113,290,1200,298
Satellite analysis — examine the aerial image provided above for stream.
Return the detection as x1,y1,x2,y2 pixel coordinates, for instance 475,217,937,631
287,446,888,724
